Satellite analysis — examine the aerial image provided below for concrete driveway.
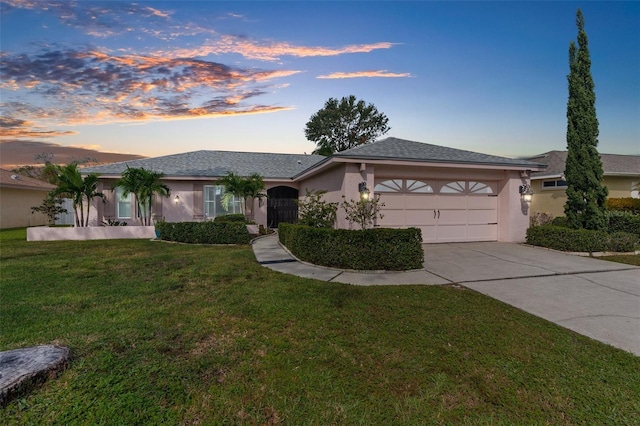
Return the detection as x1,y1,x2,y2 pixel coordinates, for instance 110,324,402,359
423,242,640,356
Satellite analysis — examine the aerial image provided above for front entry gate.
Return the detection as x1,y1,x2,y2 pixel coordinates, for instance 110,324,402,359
267,186,299,228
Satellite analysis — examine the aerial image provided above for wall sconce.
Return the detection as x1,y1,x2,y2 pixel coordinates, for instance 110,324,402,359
358,181,370,200
519,184,533,203
174,195,180,205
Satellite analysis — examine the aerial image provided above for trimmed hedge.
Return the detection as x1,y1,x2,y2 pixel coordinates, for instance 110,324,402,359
278,223,424,271
213,214,248,223
606,197,640,214
526,225,638,253
607,212,640,238
155,221,251,244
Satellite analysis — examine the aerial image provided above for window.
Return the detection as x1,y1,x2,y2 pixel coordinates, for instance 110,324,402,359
406,180,434,193
468,181,494,194
204,185,242,218
440,181,466,194
542,179,567,189
374,179,403,193
116,187,132,219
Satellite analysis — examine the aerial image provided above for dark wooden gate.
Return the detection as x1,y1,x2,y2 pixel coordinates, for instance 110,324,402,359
267,186,299,228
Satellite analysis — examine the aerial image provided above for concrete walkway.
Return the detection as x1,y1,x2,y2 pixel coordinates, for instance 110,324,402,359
252,235,640,356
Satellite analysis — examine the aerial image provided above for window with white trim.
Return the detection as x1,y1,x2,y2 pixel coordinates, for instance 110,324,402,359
542,179,567,189
204,185,243,218
406,179,434,193
468,181,494,194
116,187,132,219
632,181,639,199
374,179,403,193
440,181,466,194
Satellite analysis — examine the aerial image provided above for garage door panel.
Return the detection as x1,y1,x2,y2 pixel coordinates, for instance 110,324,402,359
437,209,467,225
437,197,467,209
436,225,467,242
467,196,497,209
405,210,437,226
379,210,405,226
405,195,437,209
379,194,404,209
467,224,498,240
419,226,436,242
467,209,497,224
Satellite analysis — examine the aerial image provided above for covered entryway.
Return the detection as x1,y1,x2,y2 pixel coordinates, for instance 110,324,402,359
267,186,298,228
376,179,498,243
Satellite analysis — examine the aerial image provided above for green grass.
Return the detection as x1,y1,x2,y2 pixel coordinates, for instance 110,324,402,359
600,254,640,266
1,228,639,424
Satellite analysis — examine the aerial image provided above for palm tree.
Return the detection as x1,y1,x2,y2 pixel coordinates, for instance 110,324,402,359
217,172,266,220
50,162,104,227
115,166,170,225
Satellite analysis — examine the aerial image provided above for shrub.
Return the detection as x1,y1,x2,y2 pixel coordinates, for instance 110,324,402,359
279,223,423,270
607,211,640,238
606,197,640,214
550,216,570,228
526,225,638,253
296,189,338,228
530,211,554,227
213,214,248,223
155,221,251,244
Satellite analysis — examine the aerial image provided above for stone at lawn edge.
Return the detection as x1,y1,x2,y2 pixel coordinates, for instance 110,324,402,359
0,345,71,407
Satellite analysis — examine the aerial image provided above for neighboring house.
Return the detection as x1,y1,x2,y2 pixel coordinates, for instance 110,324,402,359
526,151,640,217
81,137,545,243
0,168,56,229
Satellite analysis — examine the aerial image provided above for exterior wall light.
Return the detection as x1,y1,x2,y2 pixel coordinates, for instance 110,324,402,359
358,182,370,200
174,195,180,205
519,184,533,203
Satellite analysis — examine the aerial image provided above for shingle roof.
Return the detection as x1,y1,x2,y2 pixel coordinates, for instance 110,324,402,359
81,150,325,179
526,151,640,178
334,137,545,168
0,169,56,191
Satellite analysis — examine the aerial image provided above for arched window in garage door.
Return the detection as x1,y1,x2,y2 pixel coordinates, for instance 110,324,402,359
374,179,434,193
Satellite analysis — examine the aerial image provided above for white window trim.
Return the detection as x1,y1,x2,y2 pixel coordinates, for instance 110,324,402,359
116,188,132,219
541,179,568,190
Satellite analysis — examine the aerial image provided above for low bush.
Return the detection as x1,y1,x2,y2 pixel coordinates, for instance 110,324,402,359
607,212,640,237
213,214,248,223
606,197,640,214
526,225,638,253
155,221,251,244
550,216,570,228
279,223,423,270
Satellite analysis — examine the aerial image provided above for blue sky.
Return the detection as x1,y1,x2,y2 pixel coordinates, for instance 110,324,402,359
1,1,638,162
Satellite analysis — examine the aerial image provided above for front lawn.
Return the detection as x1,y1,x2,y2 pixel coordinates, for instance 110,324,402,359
1,228,639,424
600,253,640,266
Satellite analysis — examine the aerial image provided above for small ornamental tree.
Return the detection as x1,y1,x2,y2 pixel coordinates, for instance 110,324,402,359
304,95,390,155
564,9,608,230
296,189,338,228
31,194,68,226
341,196,385,230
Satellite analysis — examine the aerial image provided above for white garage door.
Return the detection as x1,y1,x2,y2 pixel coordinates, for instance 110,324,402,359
375,179,498,243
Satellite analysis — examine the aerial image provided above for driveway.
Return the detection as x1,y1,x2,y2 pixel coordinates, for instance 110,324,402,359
423,242,640,356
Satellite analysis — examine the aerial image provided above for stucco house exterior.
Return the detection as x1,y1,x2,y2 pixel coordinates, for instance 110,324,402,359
526,151,640,218
82,137,545,243
0,168,56,229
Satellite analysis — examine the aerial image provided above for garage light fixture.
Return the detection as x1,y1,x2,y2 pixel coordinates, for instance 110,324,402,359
174,195,180,205
358,182,370,200
519,184,533,203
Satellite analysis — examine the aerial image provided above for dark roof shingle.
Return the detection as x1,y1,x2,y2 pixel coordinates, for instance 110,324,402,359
526,151,640,177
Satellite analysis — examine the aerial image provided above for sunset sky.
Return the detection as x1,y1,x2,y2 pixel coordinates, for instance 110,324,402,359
1,0,638,164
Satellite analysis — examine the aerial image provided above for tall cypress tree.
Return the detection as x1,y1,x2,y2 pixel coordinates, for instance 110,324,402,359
564,9,608,230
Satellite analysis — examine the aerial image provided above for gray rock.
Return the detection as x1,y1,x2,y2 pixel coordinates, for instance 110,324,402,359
0,345,71,407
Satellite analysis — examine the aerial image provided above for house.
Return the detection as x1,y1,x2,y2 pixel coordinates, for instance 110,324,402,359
0,168,56,229
526,151,640,217
81,137,545,243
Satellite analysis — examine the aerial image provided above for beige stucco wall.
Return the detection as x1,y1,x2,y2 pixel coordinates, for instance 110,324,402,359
0,187,50,229
531,176,639,218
